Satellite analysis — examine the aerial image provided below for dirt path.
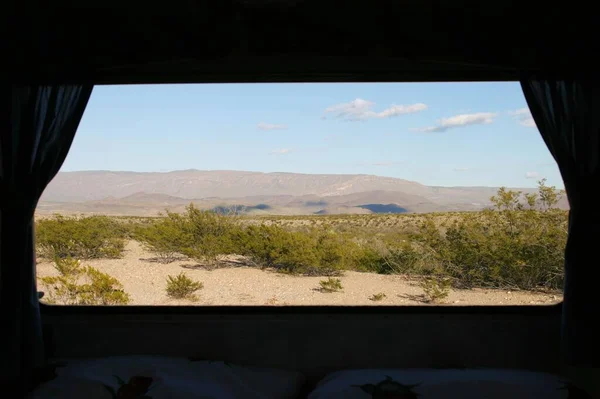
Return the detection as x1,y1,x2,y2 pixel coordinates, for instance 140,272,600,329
36,241,561,306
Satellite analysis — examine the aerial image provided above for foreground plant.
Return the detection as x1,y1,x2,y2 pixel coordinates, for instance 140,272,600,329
419,276,451,303
369,292,387,302
165,272,204,300
319,277,343,293
39,257,130,305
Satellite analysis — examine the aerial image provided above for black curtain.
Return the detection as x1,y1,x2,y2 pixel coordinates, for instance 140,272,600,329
1,86,93,391
521,80,600,367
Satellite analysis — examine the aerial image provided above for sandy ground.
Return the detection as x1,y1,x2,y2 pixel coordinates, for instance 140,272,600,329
36,241,562,306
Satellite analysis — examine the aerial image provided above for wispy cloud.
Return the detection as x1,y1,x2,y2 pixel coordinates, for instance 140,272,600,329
413,112,497,133
510,108,536,127
323,98,427,121
257,122,288,130
525,171,540,179
269,148,291,155
453,167,470,172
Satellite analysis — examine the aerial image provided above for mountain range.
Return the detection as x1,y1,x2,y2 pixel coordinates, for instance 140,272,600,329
37,170,562,216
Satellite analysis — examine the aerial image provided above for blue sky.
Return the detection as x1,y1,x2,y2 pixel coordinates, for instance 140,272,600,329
62,82,563,188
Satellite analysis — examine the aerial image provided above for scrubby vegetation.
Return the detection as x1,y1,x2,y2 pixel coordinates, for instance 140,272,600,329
36,215,126,259
36,180,567,293
369,292,387,302
411,179,567,291
234,224,356,276
39,257,130,305
135,207,238,265
319,277,344,293
165,272,204,300
133,213,191,263
419,276,451,303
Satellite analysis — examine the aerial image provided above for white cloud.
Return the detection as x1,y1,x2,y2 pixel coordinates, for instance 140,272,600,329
453,167,470,172
257,122,288,130
413,112,497,133
323,98,427,121
525,171,540,179
510,108,536,127
269,148,291,155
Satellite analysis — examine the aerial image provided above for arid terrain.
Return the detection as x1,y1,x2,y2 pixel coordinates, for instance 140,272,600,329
35,173,566,307
37,170,567,216
37,240,561,306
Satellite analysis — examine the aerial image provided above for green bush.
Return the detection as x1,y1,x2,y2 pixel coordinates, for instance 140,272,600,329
419,276,451,303
134,205,243,265
36,215,126,259
414,180,567,290
136,207,368,275
39,257,130,305
40,179,566,293
179,205,239,262
131,208,432,277
355,239,436,276
236,224,318,272
235,225,354,275
165,272,204,300
319,277,343,293
134,213,190,263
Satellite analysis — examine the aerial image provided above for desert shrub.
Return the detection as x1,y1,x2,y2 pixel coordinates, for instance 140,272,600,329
134,207,357,274
235,224,320,273
136,205,240,265
36,215,126,259
414,180,567,290
165,272,204,300
134,213,190,263
52,254,82,276
39,257,130,305
353,235,440,278
37,181,566,293
374,244,423,275
351,246,385,273
235,225,354,275
319,277,343,293
369,292,387,301
419,276,451,303
312,230,356,272
450,209,563,289
181,205,239,262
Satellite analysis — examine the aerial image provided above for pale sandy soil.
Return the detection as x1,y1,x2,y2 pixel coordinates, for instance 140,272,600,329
36,241,562,306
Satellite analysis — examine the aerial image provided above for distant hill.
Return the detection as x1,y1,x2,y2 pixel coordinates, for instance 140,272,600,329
40,170,430,202
37,170,566,216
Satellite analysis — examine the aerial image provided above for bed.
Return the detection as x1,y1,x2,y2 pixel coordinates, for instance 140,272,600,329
29,355,590,398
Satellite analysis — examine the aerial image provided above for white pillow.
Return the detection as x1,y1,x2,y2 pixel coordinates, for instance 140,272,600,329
308,368,584,399
30,355,305,399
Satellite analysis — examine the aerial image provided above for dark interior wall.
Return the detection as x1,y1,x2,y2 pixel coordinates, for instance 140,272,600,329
10,2,599,83
41,306,561,382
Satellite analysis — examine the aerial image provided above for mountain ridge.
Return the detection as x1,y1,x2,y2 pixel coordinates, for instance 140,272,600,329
38,169,562,216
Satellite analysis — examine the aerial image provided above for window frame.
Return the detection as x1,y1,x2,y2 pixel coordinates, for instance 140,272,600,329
36,76,566,315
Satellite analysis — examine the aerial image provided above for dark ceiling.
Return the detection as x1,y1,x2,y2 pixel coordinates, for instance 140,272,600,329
8,1,598,84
